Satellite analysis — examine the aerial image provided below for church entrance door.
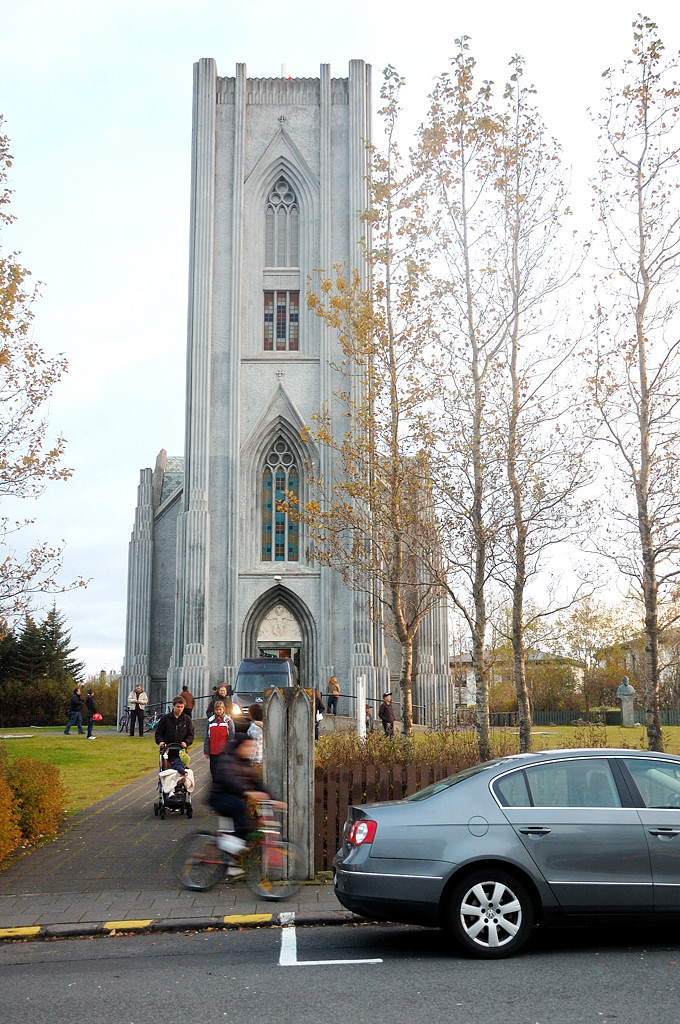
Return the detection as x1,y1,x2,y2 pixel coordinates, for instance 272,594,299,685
256,605,302,681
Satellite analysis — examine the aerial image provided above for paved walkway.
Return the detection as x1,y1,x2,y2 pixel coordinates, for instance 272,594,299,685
0,736,349,940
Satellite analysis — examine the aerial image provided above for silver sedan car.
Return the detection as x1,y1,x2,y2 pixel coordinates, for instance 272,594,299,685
333,747,680,957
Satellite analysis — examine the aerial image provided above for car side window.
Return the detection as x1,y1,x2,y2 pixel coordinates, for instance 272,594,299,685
494,759,622,808
494,769,532,807
622,758,680,809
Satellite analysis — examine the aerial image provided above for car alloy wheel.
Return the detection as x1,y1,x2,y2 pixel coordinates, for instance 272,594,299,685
448,869,534,959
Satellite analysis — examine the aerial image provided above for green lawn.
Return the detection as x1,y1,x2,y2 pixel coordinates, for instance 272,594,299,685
2,723,680,820
0,729,165,815
525,723,680,756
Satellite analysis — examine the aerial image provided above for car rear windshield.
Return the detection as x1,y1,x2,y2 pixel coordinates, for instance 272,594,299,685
405,763,493,801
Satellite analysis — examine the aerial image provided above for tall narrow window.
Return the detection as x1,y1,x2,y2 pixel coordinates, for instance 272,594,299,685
264,291,299,351
265,176,299,268
261,438,300,562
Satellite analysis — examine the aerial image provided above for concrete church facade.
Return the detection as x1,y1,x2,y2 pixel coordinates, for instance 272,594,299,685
120,59,450,725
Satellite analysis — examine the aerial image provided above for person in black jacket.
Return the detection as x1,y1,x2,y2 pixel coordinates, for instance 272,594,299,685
378,692,395,738
209,734,273,842
206,684,229,719
84,689,98,740
64,687,85,735
155,696,195,774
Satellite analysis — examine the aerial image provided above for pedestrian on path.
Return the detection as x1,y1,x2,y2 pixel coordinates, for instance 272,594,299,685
128,683,148,736
204,699,235,779
181,685,195,718
64,686,85,734
326,676,340,716
155,695,195,774
314,689,325,743
206,684,229,719
247,704,263,768
378,692,395,738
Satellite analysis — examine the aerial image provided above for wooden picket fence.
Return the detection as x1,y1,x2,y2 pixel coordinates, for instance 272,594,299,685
314,762,461,872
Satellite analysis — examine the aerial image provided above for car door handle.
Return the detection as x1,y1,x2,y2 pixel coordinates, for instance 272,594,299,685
648,827,680,837
518,826,552,836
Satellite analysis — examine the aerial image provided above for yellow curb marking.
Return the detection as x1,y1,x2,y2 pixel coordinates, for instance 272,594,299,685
223,914,273,926
105,919,153,930
0,926,41,938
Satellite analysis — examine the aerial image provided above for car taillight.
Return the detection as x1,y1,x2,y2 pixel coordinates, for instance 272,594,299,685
347,820,377,845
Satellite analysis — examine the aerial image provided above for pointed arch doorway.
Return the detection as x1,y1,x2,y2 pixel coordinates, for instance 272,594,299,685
257,603,302,679
243,587,317,690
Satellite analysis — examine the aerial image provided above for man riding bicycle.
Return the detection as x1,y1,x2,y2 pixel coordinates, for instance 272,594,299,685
209,734,276,852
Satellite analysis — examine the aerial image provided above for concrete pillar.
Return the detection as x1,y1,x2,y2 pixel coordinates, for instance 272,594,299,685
120,468,153,715
177,56,217,693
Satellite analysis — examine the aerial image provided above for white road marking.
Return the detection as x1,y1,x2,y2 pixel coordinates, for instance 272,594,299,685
278,914,382,966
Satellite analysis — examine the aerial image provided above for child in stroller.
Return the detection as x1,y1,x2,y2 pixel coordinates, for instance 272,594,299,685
153,742,195,819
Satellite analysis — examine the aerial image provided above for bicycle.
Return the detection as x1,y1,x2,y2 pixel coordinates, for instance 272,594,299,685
118,708,131,732
144,707,162,731
173,800,304,900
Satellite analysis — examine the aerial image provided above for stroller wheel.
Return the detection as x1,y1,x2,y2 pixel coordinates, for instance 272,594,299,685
154,803,159,816
159,805,166,819
180,806,185,815
186,806,193,819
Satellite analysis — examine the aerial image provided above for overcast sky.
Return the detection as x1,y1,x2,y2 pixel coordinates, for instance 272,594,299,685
1,0,678,675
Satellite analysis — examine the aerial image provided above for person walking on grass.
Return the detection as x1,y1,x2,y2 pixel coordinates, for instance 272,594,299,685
64,686,85,735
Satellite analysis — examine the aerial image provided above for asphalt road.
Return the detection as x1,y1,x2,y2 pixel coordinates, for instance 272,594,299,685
2,922,680,1024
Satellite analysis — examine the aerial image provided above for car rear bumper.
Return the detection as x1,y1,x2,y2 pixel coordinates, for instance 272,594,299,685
334,854,445,928
334,884,441,927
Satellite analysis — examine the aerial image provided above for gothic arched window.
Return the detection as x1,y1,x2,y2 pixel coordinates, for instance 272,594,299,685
263,176,300,352
265,176,299,267
261,437,299,562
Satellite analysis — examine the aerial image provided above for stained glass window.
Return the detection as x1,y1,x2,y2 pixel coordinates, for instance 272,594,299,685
264,290,299,352
261,438,300,562
264,291,274,351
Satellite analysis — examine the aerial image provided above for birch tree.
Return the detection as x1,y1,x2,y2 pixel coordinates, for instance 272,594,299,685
416,38,507,761
301,70,444,738
491,58,591,751
588,17,680,752
0,118,78,627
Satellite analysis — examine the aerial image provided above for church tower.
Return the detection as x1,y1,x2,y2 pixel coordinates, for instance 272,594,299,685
121,60,450,724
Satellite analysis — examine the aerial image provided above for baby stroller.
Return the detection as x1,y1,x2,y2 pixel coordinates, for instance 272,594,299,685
153,743,194,820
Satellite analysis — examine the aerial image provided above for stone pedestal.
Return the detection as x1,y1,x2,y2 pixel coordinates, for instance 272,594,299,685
617,676,637,728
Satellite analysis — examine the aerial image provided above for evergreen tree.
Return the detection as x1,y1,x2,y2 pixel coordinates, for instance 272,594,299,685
40,605,84,683
12,615,44,684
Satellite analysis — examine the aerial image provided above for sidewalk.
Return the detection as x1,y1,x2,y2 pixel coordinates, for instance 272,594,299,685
0,737,350,940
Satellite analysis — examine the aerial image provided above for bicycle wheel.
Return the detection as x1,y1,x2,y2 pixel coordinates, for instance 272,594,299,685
118,712,129,732
244,839,304,900
174,832,226,891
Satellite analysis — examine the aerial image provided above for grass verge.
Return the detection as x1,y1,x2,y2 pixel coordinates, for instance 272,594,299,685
0,729,162,816
3,722,680,819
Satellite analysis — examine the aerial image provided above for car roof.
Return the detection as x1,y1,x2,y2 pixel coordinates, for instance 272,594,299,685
238,658,292,667
489,748,680,769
